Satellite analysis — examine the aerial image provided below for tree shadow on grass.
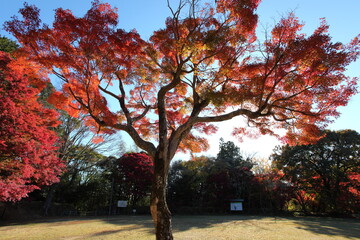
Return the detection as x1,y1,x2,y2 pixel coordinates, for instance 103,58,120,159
101,215,154,228
85,225,149,238
0,215,152,229
102,214,360,239
294,217,360,239
171,214,271,231
101,214,277,235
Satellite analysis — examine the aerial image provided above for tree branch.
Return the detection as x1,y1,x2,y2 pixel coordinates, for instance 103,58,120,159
196,108,261,123
112,123,156,158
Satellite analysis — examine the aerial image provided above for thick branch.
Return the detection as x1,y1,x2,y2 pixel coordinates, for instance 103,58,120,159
196,108,261,123
114,73,133,125
98,84,121,102
168,99,209,159
133,105,151,122
113,123,156,158
69,80,156,157
272,104,320,117
157,59,186,159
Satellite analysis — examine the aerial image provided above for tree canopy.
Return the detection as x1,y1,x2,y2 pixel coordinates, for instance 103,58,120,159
0,36,19,53
115,152,154,208
216,138,253,169
0,51,64,202
272,130,360,214
5,1,359,156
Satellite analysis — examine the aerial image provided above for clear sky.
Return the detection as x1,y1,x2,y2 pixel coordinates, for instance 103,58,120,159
1,0,359,159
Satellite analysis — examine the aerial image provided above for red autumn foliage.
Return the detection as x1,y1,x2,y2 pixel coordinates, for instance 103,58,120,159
5,1,359,156
116,153,153,206
254,169,295,211
6,2,359,155
0,52,65,202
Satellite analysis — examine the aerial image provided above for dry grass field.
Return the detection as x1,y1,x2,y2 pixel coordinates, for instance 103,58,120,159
1,215,359,240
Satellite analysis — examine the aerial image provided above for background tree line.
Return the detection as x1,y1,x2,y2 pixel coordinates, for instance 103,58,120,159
167,131,360,217
3,126,359,219
32,131,360,217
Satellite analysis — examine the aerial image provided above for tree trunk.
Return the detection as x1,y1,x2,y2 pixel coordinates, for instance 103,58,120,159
108,173,115,215
43,184,57,216
150,156,173,240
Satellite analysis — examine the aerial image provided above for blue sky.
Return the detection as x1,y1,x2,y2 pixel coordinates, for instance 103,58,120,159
1,0,359,159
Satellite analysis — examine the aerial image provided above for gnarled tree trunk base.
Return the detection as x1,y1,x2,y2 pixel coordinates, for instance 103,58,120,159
150,156,173,240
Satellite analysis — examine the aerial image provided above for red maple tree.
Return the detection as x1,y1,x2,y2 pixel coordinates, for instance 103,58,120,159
0,52,65,202
5,1,359,238
116,153,154,208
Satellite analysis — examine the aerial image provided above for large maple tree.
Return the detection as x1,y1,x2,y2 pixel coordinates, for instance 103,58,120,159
5,0,359,238
0,51,64,202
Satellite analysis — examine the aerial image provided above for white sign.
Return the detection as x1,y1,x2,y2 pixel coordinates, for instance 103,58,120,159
230,202,243,211
117,200,127,208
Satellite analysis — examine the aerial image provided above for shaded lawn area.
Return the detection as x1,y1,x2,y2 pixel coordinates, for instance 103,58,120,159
1,215,359,240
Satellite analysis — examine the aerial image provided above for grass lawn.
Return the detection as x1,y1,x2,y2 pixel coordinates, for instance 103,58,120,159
1,215,359,240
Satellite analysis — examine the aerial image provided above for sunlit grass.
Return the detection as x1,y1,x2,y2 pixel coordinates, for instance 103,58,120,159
1,215,359,240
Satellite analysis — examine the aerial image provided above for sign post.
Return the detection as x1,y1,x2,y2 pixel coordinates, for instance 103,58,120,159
117,200,127,208
230,199,244,212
